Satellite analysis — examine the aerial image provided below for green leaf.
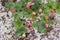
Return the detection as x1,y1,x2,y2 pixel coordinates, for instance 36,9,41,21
37,21,47,33
16,26,27,36
13,16,23,29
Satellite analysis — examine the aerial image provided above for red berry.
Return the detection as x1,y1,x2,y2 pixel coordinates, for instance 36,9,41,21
45,16,49,19
26,4,30,9
10,8,15,12
32,12,36,16
44,23,49,28
29,27,33,30
29,18,33,23
50,9,55,14
25,23,29,27
38,8,42,13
